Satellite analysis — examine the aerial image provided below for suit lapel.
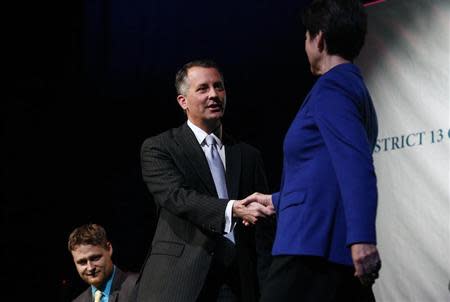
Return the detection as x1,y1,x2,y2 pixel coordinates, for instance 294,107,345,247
109,290,119,302
223,133,241,199
108,268,124,302
175,123,217,196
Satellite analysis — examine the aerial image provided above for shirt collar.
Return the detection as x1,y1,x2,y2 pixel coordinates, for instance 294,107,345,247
91,265,116,299
187,120,223,149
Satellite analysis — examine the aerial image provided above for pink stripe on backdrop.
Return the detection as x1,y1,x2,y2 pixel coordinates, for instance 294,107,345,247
364,0,386,7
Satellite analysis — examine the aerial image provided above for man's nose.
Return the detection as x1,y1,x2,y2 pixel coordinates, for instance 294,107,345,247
86,261,95,271
208,87,219,98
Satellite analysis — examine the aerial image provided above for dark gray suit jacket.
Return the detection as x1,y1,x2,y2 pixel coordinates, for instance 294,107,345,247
73,267,138,302
136,123,272,302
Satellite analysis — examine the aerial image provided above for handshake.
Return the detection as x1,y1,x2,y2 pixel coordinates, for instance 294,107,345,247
232,192,275,226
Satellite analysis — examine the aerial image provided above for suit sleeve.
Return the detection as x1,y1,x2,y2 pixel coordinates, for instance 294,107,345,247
141,136,227,235
313,79,378,246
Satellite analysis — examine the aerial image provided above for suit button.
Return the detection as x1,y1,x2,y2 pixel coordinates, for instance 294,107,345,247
210,226,216,232
210,251,215,256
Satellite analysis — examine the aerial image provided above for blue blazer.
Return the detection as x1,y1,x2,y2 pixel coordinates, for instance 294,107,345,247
272,63,378,266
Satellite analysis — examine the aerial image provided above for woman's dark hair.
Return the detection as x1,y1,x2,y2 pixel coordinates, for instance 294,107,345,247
302,0,367,61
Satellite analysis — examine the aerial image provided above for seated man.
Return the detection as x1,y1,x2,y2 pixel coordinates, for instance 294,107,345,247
68,224,138,302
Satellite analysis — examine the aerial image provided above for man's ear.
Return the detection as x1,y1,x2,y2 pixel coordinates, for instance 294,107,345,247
107,242,113,257
177,94,188,110
317,31,326,53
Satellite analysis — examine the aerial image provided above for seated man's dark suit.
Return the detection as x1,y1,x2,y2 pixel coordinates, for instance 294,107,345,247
73,267,138,302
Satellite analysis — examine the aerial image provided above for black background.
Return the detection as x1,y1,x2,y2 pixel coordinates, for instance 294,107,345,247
4,0,372,300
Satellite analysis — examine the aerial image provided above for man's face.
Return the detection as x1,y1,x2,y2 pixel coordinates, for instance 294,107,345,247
71,243,114,289
177,66,226,132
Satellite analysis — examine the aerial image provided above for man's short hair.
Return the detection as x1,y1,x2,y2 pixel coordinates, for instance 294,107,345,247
175,59,224,95
302,0,367,61
68,223,109,251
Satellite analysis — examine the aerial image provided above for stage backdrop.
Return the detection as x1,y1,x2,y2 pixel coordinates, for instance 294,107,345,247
357,1,450,301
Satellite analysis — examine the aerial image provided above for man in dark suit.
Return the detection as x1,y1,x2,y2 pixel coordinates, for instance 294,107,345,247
136,60,275,302
68,224,138,302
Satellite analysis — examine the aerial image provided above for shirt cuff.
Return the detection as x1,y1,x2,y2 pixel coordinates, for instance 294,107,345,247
224,200,236,233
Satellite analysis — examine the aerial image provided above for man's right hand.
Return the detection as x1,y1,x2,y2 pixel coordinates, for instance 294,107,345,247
233,193,275,225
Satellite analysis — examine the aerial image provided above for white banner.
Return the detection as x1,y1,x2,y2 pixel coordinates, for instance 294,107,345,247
357,1,450,301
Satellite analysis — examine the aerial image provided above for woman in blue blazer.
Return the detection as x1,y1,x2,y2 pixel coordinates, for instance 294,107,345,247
252,0,382,301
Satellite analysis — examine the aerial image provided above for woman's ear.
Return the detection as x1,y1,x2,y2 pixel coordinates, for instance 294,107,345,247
316,31,326,53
